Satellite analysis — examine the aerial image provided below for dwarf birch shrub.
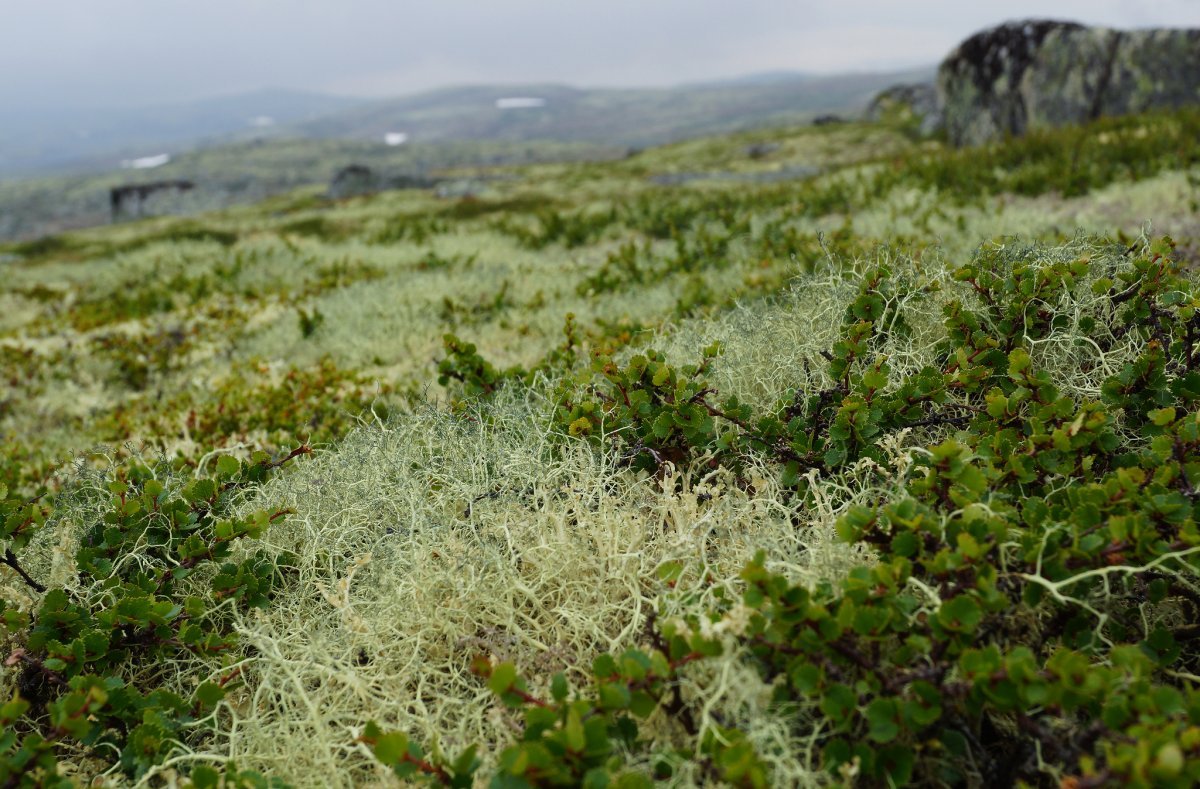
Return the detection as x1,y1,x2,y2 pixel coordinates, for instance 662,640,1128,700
1,447,308,786
369,236,1200,787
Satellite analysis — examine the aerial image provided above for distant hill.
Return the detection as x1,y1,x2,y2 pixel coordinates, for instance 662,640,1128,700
0,89,362,176
298,69,935,147
0,69,933,178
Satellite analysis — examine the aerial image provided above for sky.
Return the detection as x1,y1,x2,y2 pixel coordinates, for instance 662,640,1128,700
3,1,1200,108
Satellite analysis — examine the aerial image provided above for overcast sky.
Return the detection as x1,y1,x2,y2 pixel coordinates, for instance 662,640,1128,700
3,1,1199,108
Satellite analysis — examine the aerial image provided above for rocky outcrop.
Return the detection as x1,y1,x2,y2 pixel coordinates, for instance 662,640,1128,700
327,165,377,200
110,180,195,222
938,20,1200,146
865,83,941,135
327,164,440,200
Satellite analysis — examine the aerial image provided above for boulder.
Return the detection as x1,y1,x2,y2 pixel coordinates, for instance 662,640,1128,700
110,180,195,222
865,83,941,135
327,165,441,200
327,164,377,200
744,142,779,160
938,20,1200,146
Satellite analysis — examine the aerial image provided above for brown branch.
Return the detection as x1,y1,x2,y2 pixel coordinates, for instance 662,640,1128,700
401,752,454,784
6,648,67,687
1174,439,1198,500
2,548,45,593
262,444,313,471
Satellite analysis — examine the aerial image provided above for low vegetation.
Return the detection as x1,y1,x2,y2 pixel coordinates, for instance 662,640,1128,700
2,108,1200,787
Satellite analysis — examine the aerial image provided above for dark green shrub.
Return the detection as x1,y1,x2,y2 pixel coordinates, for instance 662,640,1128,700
278,216,357,241
500,207,619,250
7,235,76,261
371,215,449,245
437,334,525,399
1,447,308,785
297,307,324,338
96,358,392,452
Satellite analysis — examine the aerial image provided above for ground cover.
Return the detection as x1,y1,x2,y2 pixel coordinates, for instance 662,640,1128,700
2,109,1200,787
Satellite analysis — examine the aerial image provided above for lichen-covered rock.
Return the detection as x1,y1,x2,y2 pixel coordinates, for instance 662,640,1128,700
327,165,438,199
938,20,1200,146
1104,29,1200,116
865,82,941,135
328,164,377,200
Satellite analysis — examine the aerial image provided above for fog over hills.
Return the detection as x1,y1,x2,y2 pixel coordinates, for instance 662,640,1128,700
299,68,934,146
0,89,362,176
0,67,932,178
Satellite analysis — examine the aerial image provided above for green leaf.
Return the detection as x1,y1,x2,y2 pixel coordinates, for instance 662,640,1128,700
593,654,617,678
790,662,821,694
0,695,31,724
861,366,888,391
452,744,480,777
565,707,586,753
866,698,901,743
903,681,942,728
629,690,658,719
1149,407,1177,426
820,684,857,723
891,531,919,557
371,731,410,767
488,663,518,696
656,561,683,584
582,768,610,789
184,479,216,505
878,744,915,785
189,765,221,788
596,680,630,709
217,456,241,479
937,595,983,633
550,673,569,703
780,461,801,488
193,681,226,710
1007,348,1032,376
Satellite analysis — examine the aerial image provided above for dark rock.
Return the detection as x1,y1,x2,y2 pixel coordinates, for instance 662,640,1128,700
744,143,780,160
328,165,439,199
938,20,1200,146
327,164,377,199
812,114,847,126
110,180,195,222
